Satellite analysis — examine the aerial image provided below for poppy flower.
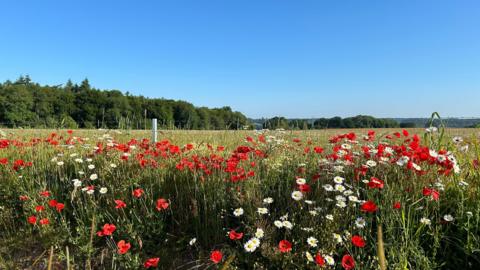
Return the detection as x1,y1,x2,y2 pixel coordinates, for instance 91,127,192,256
97,223,116,236
360,200,378,213
19,195,29,201
0,158,7,165
28,215,37,224
35,205,45,212
367,177,384,189
278,240,292,253
55,203,65,212
210,250,223,264
144,257,160,268
156,198,169,211
298,183,311,193
117,240,131,254
315,253,325,266
228,230,244,240
393,202,401,209
40,190,51,197
115,200,127,209
342,254,355,270
351,235,366,248
48,199,58,207
422,187,440,201
132,188,144,198
39,218,49,225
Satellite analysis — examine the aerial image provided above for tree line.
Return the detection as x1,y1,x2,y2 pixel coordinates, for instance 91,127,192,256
0,76,249,129
260,115,400,130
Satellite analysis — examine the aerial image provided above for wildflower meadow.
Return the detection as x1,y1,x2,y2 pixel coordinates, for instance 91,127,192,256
0,125,479,269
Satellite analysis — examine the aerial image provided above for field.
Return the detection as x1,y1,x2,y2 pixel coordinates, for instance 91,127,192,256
1,128,479,269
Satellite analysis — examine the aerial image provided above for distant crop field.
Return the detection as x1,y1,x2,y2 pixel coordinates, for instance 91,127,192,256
0,128,479,269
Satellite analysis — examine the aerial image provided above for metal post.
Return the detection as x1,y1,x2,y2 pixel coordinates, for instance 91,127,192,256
152,118,157,143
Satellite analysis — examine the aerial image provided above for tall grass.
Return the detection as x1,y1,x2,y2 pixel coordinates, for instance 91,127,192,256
0,127,479,269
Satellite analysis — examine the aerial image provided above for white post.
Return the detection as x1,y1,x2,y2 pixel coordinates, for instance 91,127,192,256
152,118,157,143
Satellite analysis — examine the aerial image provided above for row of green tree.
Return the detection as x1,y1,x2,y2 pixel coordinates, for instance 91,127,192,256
261,115,401,130
0,76,249,129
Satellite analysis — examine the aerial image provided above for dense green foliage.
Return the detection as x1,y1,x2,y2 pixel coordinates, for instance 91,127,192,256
396,118,480,128
260,115,400,130
0,76,249,129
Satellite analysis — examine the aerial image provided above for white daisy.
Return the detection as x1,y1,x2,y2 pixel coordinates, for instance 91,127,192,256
366,160,377,167
307,236,318,247
255,228,264,239
263,197,274,204
334,184,345,192
257,208,269,215
323,184,334,191
325,255,335,265
291,191,304,201
355,217,366,228
282,220,293,229
274,220,283,228
333,176,344,184
72,179,82,187
296,178,306,185
333,233,343,243
305,251,314,262
233,208,244,217
443,214,454,222
420,217,431,225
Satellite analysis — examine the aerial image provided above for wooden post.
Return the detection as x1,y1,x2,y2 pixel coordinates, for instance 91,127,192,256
152,118,157,143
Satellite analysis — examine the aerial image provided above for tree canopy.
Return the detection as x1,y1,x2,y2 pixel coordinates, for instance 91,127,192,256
0,76,249,129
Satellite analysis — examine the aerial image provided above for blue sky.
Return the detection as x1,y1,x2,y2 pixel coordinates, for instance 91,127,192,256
1,0,479,118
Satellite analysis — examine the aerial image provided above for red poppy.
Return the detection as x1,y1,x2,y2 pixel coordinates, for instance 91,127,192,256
367,177,384,189
132,188,144,198
422,187,440,201
298,183,311,193
0,158,7,165
315,253,325,266
278,240,292,253
342,254,355,270
35,205,45,212
360,201,378,213
28,215,37,224
40,218,49,225
19,195,29,201
117,240,131,254
40,190,51,197
48,199,58,207
55,203,65,212
144,257,160,268
210,250,223,264
115,200,127,209
156,198,169,211
393,202,401,209
351,235,366,248
228,230,244,240
97,223,116,237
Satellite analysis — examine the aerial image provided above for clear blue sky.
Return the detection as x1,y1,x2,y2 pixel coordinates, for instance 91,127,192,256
1,0,479,118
